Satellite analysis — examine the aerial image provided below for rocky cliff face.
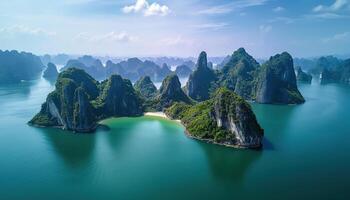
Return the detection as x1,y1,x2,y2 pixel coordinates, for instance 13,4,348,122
0,50,44,83
319,59,350,84
296,67,312,83
156,63,172,81
134,76,158,98
186,51,216,101
211,88,263,147
255,52,305,104
62,56,106,80
29,68,143,132
218,48,259,99
43,62,59,79
175,65,192,77
166,88,264,148
156,74,192,109
30,69,98,132
97,74,143,117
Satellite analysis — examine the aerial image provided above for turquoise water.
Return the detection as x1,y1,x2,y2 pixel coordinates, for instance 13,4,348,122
0,78,349,199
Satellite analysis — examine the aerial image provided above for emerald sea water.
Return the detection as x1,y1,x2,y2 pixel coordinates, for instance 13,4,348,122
0,78,349,200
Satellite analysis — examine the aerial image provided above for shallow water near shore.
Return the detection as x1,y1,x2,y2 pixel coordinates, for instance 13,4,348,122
0,77,349,199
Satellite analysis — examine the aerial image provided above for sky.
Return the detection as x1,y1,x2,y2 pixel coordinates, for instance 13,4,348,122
0,0,349,58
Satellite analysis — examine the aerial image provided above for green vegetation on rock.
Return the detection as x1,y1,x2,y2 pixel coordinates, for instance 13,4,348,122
255,52,305,104
134,76,157,98
166,88,264,148
186,48,305,104
30,68,143,132
150,74,192,111
186,51,216,101
296,67,312,83
43,62,59,80
0,50,44,83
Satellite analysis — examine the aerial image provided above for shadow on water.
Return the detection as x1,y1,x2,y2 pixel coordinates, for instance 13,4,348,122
36,127,97,170
100,118,144,153
251,103,299,150
262,137,274,150
197,141,262,183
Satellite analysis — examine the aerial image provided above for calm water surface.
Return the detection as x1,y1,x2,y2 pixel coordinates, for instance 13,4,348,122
0,78,349,200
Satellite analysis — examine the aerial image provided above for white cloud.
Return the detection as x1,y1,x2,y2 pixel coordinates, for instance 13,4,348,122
323,32,350,42
273,6,285,12
74,31,137,43
122,0,170,16
192,23,228,30
313,0,349,12
197,0,269,15
0,25,56,37
197,5,233,15
306,12,350,19
259,25,272,33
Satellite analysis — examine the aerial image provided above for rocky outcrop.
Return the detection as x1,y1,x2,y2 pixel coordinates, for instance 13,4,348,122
319,59,350,84
134,76,157,98
29,68,143,132
0,50,44,83
186,51,216,101
218,48,259,99
97,74,143,118
255,52,305,104
156,63,172,80
30,69,98,132
211,88,263,148
166,88,264,148
156,74,192,109
43,62,59,80
296,67,312,83
62,56,106,80
175,65,192,77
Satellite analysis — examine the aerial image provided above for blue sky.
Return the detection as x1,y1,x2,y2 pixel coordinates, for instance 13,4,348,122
0,0,349,58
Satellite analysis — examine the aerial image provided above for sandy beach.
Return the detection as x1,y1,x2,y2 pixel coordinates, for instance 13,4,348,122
144,112,182,123
144,112,169,119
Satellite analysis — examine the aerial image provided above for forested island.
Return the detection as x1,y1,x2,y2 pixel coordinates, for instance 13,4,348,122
0,50,44,83
28,48,309,149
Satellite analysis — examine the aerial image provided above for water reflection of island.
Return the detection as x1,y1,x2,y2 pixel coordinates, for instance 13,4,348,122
198,142,262,183
37,128,96,169
252,103,299,150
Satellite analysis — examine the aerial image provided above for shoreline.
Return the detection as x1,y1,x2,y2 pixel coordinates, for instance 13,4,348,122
144,112,169,119
143,112,182,123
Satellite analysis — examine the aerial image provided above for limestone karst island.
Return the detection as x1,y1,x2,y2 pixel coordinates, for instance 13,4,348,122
0,0,349,200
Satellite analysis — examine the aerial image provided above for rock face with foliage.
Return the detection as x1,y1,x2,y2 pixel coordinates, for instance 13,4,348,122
189,48,305,104
166,88,264,148
29,68,143,132
320,59,350,84
186,51,216,101
0,50,44,83
255,52,305,104
43,62,59,80
310,56,341,75
62,56,106,80
154,74,192,110
96,74,143,118
296,67,312,83
134,76,157,98
218,48,260,100
175,65,192,77
105,58,172,82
